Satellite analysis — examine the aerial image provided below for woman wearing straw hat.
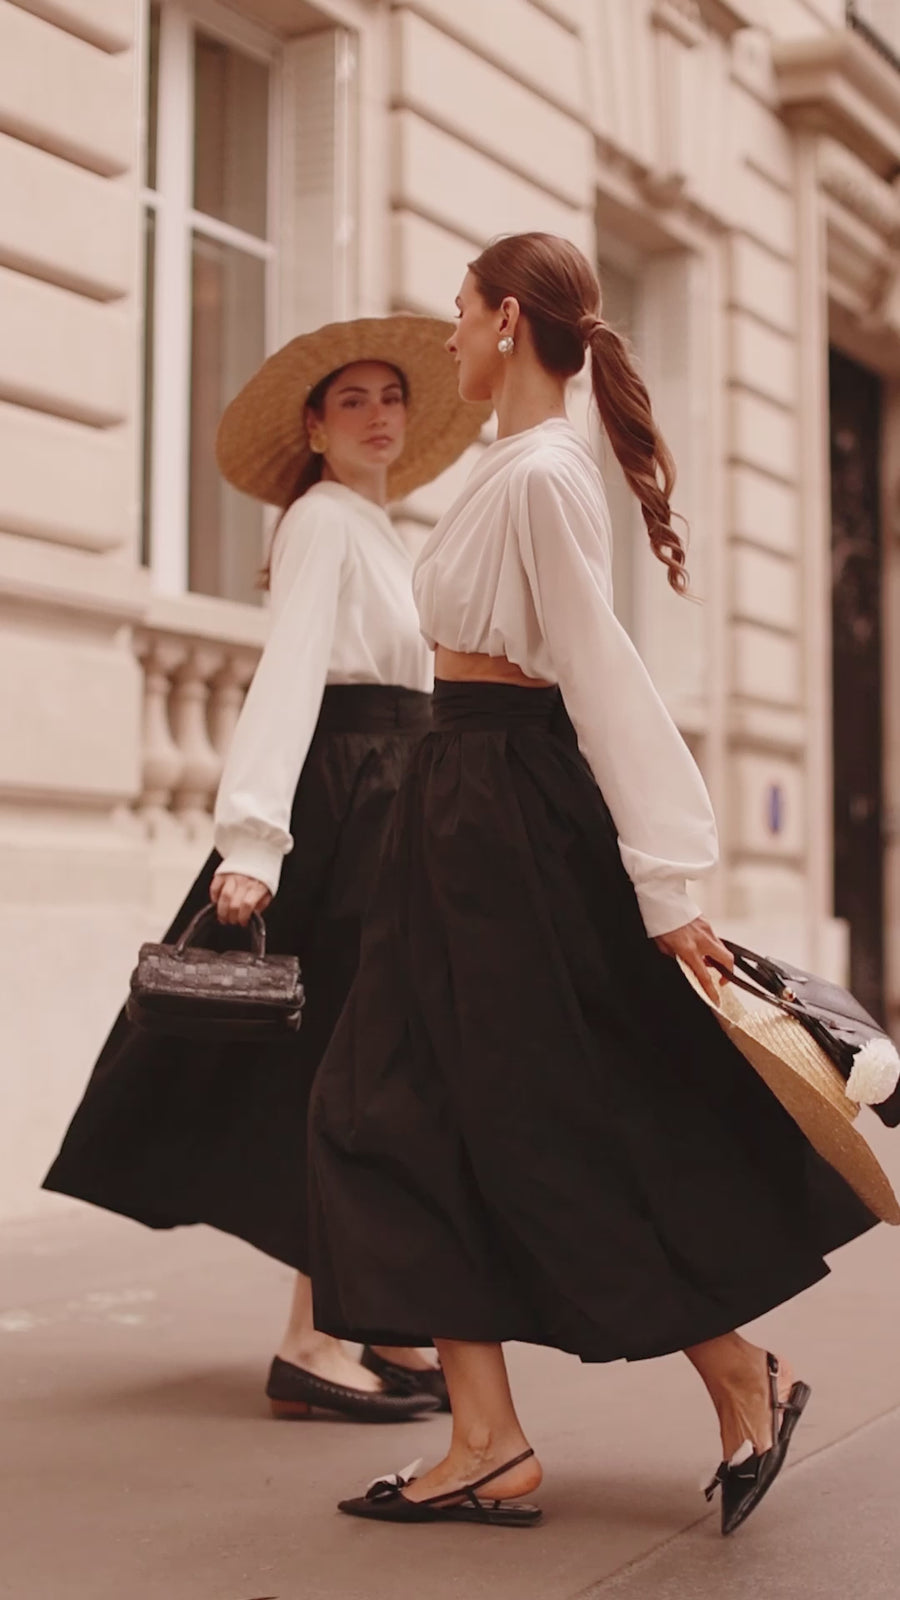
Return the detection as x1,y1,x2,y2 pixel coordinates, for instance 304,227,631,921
44,314,488,1423
308,235,893,1532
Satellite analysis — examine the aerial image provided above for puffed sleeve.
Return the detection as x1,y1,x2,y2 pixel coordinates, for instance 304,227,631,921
213,494,346,895
514,452,718,937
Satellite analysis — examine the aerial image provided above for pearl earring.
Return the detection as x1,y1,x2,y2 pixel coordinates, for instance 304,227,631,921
309,428,328,454
498,335,515,356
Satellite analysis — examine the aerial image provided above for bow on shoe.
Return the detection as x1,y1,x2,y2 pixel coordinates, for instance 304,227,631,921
364,1459,423,1501
703,1442,754,1502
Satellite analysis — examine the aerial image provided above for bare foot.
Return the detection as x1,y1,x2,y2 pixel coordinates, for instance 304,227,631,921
401,1441,542,1506
371,1344,440,1373
719,1350,795,1460
277,1334,382,1394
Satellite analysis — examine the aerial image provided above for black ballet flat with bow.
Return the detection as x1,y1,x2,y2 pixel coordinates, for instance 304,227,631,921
338,1447,543,1526
361,1346,451,1412
704,1353,812,1536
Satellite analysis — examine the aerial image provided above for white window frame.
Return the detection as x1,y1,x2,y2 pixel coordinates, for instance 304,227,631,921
142,0,282,597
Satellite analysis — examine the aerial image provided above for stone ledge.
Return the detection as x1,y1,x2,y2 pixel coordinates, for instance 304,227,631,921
774,29,900,178
697,0,757,36
0,529,147,624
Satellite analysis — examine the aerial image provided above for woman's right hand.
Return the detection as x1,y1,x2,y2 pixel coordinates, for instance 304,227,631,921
210,871,273,927
653,915,733,1005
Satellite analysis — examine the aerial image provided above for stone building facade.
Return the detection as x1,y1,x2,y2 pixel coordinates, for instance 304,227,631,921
3,0,900,1218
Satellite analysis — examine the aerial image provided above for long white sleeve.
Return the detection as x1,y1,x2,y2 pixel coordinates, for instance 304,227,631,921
514,456,718,937
213,497,346,895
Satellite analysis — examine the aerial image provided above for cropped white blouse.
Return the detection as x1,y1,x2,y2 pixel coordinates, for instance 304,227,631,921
413,419,718,938
215,481,432,895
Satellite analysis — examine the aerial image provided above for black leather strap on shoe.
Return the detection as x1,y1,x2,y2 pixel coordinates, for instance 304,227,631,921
415,1448,536,1509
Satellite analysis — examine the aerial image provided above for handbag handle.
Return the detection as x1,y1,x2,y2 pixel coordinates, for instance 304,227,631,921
704,940,805,1021
173,903,267,960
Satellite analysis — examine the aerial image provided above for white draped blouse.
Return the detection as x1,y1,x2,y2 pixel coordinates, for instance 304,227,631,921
214,481,432,896
412,419,718,937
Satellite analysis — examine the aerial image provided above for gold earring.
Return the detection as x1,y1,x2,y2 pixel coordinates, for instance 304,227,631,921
309,426,328,454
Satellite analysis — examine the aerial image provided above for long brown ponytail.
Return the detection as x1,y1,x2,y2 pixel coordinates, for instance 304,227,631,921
468,233,688,593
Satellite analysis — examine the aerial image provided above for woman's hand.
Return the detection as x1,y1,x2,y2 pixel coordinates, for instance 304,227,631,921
653,915,733,1005
210,872,273,927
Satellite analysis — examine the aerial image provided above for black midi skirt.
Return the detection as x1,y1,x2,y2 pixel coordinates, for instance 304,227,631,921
44,684,431,1272
309,681,877,1362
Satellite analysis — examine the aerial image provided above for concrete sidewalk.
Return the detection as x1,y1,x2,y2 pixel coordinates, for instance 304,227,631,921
4,1114,900,1600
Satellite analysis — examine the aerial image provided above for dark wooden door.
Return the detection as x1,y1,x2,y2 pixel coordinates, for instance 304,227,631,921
829,347,885,1021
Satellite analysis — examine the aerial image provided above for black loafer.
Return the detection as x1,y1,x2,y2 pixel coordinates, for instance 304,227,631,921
265,1356,441,1422
704,1353,812,1535
361,1346,451,1412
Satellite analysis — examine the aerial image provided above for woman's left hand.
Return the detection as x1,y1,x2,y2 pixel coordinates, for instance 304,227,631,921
653,916,733,1005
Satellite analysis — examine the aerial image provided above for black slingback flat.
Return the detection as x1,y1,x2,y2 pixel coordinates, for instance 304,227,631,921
704,1353,812,1536
338,1447,542,1527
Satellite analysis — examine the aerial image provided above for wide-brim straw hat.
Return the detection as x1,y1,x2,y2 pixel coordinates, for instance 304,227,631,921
679,960,900,1225
216,314,491,507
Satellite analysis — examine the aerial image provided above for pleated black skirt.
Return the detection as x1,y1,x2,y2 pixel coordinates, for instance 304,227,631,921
43,684,432,1272
309,681,877,1362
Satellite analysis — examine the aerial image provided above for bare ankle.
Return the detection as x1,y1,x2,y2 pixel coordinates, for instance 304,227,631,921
453,1422,528,1467
277,1330,335,1366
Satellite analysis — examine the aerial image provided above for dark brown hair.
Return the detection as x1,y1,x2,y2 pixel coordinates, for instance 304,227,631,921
258,362,410,590
468,233,687,593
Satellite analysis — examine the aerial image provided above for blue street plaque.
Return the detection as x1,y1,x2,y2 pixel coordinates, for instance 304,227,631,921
766,782,784,836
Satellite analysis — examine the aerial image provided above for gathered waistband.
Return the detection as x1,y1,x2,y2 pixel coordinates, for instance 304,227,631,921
317,684,432,734
432,679,562,731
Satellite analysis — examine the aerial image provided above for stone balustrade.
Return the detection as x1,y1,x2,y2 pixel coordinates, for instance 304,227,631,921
133,600,265,839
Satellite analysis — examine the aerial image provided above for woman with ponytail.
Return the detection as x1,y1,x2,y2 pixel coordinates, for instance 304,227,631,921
310,237,876,1532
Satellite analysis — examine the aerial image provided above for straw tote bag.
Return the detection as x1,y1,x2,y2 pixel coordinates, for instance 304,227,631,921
715,942,900,1124
680,941,900,1225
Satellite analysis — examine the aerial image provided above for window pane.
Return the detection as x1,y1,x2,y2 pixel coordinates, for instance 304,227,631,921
193,34,269,238
189,234,267,605
141,207,155,567
146,2,160,190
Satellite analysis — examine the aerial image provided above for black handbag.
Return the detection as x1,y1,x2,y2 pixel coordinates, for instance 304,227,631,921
712,940,900,1126
126,904,305,1042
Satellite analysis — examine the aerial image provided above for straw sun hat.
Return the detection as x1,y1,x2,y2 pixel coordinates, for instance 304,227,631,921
680,961,900,1225
216,314,491,507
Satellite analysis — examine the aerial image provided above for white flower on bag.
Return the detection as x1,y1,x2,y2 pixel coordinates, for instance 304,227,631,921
846,1037,900,1106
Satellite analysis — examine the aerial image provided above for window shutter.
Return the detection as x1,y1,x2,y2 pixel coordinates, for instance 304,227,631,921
279,28,359,339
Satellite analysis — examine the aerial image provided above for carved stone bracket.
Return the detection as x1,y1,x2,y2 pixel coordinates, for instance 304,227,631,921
819,137,900,243
696,0,756,36
775,30,900,178
651,0,705,50
644,1,704,206
775,31,900,343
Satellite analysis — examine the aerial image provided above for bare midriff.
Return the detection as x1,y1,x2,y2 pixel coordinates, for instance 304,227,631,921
434,646,553,690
